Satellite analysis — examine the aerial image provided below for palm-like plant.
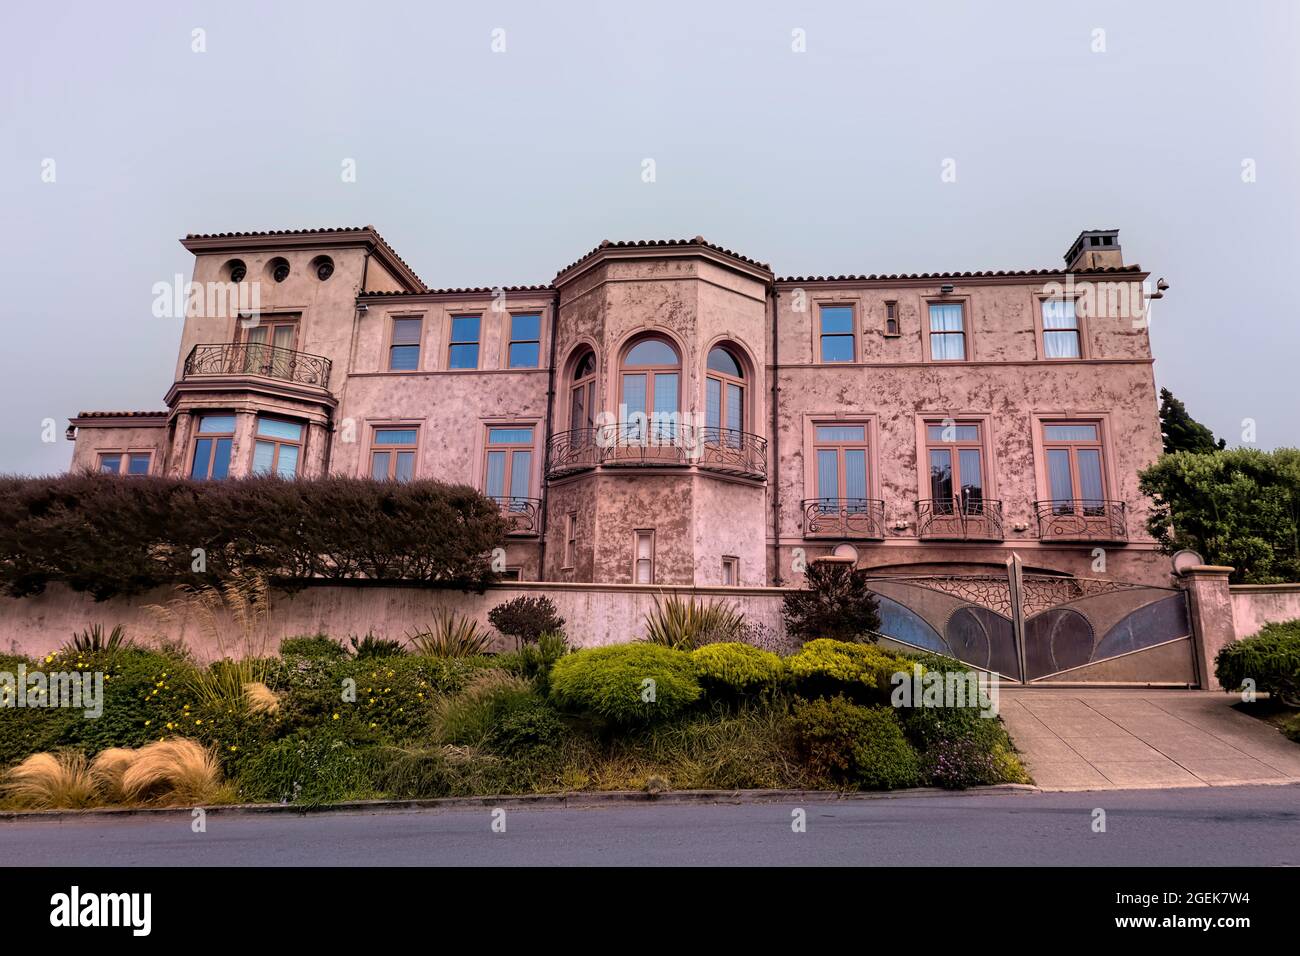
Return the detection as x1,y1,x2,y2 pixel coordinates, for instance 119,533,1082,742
642,593,745,650
64,624,130,658
406,610,491,658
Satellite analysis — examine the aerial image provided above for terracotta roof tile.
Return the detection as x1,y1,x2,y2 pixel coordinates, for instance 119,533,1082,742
359,284,554,298
73,410,169,419
774,264,1143,283
556,237,772,278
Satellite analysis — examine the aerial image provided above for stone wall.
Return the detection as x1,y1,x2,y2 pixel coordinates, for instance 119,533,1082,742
1230,583,1300,639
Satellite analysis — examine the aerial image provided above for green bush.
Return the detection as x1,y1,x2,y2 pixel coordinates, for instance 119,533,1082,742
691,642,784,697
279,634,347,660
786,639,913,703
239,734,383,806
782,561,882,643
549,643,702,726
348,632,406,659
495,631,570,694
1283,712,1300,744
790,696,919,789
488,596,565,646
1215,621,1300,703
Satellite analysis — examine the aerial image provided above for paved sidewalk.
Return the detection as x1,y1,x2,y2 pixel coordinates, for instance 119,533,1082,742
999,688,1300,791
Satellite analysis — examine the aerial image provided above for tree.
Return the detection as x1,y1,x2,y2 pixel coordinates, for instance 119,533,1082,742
783,560,882,643
488,595,565,646
1139,447,1300,583
1158,387,1225,454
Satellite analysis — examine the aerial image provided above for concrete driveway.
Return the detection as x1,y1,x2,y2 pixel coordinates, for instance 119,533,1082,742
999,688,1300,791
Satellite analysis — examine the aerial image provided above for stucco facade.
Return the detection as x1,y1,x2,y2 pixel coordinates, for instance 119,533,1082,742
68,226,1168,588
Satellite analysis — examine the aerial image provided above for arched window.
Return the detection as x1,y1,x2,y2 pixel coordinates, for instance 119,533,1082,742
620,336,679,440
569,349,597,434
705,346,745,445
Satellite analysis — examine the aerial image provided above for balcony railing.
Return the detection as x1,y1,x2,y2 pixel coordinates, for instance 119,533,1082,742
916,497,1004,541
546,425,767,480
493,496,542,536
802,498,887,539
1033,499,1127,542
183,342,332,389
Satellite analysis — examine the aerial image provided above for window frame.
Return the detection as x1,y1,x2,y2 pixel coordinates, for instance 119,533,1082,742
704,345,747,436
923,297,972,362
633,529,656,584
482,424,537,505
189,413,236,480
817,303,856,364
721,555,739,586
803,415,880,507
920,417,992,512
1038,418,1110,513
564,511,578,570
810,421,873,507
618,335,681,441
447,313,483,370
568,347,598,433
1034,295,1088,360
368,423,421,481
251,416,305,479
883,300,900,337
97,450,153,476
505,311,543,369
241,315,300,377
386,315,424,372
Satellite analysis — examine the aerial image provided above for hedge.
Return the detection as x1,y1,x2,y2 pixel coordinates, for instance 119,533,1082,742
0,474,507,600
1214,620,1300,703
549,644,702,726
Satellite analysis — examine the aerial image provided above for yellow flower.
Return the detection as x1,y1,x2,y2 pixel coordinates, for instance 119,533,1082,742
144,719,151,726
229,745,238,752
332,713,340,720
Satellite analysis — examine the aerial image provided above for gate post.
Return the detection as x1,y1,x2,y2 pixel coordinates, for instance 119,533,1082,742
1178,565,1236,689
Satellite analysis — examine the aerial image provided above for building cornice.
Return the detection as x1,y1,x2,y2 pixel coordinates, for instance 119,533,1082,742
554,238,774,287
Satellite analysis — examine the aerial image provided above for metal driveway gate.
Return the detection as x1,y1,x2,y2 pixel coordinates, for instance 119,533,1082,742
866,556,1196,684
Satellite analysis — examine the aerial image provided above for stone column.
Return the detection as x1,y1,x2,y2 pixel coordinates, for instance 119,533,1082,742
1179,565,1236,689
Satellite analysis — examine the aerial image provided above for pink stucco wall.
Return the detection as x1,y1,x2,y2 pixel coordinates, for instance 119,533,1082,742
1230,584,1300,639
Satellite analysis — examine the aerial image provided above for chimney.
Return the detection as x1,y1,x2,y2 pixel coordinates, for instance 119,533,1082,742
1063,229,1123,272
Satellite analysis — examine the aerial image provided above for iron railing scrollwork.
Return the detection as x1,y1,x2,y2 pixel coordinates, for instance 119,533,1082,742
545,425,767,480
492,496,542,536
1033,499,1127,542
915,497,1004,540
183,342,332,389
802,498,886,539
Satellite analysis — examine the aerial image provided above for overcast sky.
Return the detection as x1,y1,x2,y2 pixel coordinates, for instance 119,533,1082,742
1,0,1297,474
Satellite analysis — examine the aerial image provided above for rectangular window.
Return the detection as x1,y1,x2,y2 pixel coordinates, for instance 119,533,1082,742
448,314,481,369
925,421,984,513
243,318,298,377
126,452,151,475
819,305,855,363
1042,299,1081,359
252,417,303,478
564,512,578,569
634,530,655,584
928,302,966,360
484,426,534,505
100,451,153,475
721,556,738,586
507,313,541,369
190,414,235,480
884,300,899,336
813,424,869,509
1043,422,1106,514
388,317,422,371
370,427,418,481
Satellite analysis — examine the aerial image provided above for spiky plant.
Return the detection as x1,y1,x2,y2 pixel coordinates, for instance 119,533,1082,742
120,738,227,806
90,747,139,804
642,593,746,650
406,610,491,658
63,624,130,658
2,752,98,809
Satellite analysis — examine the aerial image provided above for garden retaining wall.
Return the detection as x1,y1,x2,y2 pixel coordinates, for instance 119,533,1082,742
1230,583,1300,640
0,581,795,661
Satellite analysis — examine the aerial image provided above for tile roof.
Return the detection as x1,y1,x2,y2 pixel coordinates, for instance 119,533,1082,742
72,410,169,420
556,237,773,278
774,265,1144,283
359,284,554,298
182,226,425,290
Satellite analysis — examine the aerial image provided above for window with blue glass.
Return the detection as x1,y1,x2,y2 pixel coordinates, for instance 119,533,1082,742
819,305,855,363
448,315,481,369
98,452,152,475
190,414,236,480
508,313,541,369
370,427,418,481
251,417,303,478
484,426,534,508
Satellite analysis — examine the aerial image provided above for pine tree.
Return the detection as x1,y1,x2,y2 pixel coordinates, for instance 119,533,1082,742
1158,388,1225,454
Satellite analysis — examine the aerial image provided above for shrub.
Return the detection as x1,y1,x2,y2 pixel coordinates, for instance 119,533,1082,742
488,596,565,646
732,620,802,656
1215,621,1300,704
279,634,347,660
496,630,570,694
64,624,130,659
349,632,406,659
783,561,882,643
691,643,784,697
1283,712,1300,744
239,734,383,806
1,751,98,808
0,474,508,600
120,738,228,805
549,643,702,726
433,670,536,746
642,594,745,650
790,696,919,789
786,639,913,703
407,611,492,658
922,736,1001,790
89,747,138,803
490,695,566,753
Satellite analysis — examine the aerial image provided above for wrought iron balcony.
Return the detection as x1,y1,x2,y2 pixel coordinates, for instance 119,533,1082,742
545,425,767,480
802,498,886,539
494,496,542,536
1033,499,1127,542
183,342,332,390
916,497,1004,541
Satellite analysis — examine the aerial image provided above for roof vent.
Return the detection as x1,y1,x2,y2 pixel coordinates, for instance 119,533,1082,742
1064,229,1123,272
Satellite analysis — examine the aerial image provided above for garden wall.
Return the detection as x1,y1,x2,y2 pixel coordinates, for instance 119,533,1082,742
1230,583,1300,640
0,581,794,661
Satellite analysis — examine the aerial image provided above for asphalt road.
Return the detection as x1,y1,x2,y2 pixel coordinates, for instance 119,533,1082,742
4,785,1298,866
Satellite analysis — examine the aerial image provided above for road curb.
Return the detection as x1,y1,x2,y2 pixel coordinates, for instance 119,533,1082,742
0,783,1040,822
